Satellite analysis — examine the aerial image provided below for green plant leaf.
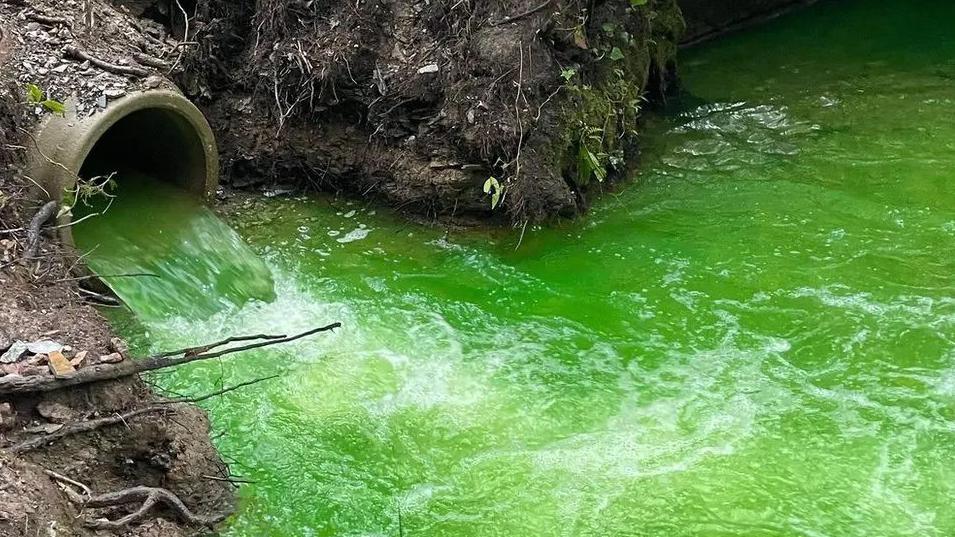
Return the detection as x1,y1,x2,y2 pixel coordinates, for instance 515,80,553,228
483,177,502,210
609,47,625,61
577,143,607,185
26,83,44,103
41,99,66,115
630,0,649,6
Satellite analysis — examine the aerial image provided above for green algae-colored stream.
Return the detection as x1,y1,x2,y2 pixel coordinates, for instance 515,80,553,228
75,1,955,535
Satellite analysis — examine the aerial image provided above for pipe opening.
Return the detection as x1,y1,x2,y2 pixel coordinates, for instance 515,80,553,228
80,107,210,195
26,89,219,250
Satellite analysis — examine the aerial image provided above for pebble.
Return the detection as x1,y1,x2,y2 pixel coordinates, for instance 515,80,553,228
69,351,88,368
0,403,15,431
26,340,63,355
47,351,75,377
144,75,162,89
108,337,129,357
98,353,124,364
36,402,72,424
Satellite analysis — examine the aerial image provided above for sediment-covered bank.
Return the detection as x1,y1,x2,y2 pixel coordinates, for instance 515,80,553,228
178,0,685,222
0,3,234,534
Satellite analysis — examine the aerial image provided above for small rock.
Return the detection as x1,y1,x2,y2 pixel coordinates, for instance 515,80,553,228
52,64,69,73
0,403,15,431
70,351,88,368
417,63,439,74
27,354,48,367
99,353,124,364
0,342,27,363
27,340,63,355
108,338,129,357
144,75,162,89
103,88,126,99
23,423,62,435
19,366,45,377
0,329,11,354
36,402,73,424
47,351,76,377
96,94,107,108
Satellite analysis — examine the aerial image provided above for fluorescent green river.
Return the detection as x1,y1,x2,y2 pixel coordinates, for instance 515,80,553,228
75,1,955,535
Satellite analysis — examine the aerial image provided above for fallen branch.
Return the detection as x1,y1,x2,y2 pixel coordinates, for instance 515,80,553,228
0,324,341,395
9,406,167,453
64,45,149,78
24,200,57,259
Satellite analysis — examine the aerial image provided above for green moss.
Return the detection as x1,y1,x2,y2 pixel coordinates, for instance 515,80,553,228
550,0,684,189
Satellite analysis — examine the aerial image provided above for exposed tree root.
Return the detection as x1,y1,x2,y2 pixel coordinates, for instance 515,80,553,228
64,45,149,78
84,486,229,529
46,472,228,529
0,323,341,395
24,200,56,259
8,406,168,453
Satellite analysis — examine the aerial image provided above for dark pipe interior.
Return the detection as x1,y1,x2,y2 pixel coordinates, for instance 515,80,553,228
80,108,207,194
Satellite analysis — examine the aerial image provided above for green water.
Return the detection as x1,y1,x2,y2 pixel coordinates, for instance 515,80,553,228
74,173,275,320
81,1,955,535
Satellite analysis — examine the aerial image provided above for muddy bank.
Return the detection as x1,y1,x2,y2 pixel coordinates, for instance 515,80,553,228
0,4,235,535
0,175,234,535
679,0,821,44
175,0,685,223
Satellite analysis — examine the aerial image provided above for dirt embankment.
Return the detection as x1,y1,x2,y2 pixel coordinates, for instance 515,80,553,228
175,0,685,224
1,3,235,535
0,181,234,537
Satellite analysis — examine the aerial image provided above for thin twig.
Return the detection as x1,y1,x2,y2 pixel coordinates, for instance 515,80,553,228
200,474,256,485
159,374,282,405
491,0,553,26
56,272,159,283
166,0,190,74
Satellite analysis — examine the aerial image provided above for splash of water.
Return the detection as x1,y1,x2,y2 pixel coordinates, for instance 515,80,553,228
74,173,275,320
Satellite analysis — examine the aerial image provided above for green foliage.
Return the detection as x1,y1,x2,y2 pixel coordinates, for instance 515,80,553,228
26,84,44,103
24,83,66,116
629,0,648,5
41,99,66,115
483,177,503,210
66,172,118,211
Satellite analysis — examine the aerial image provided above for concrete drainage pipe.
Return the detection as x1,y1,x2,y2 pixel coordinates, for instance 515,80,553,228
25,89,218,248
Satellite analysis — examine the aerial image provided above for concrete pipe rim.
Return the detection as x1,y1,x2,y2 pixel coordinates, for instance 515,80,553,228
26,88,219,251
